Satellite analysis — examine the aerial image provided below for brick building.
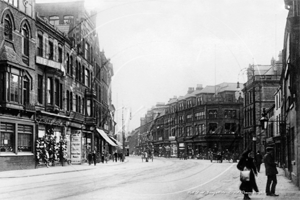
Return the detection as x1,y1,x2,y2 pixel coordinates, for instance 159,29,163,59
137,83,243,159
0,0,116,171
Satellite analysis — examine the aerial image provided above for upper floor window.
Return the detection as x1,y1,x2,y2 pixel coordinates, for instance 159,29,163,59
4,0,18,7
49,16,59,26
63,15,74,24
224,110,236,118
208,110,217,119
38,75,43,104
48,40,54,60
21,24,29,57
4,15,13,40
66,54,70,74
58,47,62,63
85,42,90,61
37,34,43,56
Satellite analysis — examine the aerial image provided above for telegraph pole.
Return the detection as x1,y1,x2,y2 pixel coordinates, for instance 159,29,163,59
122,107,125,162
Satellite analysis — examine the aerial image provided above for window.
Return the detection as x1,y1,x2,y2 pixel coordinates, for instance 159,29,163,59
0,122,14,152
224,110,237,118
78,63,81,82
208,110,217,119
38,75,43,104
37,34,43,56
18,124,33,152
225,123,236,134
66,54,70,74
209,123,218,134
85,69,90,87
0,73,4,101
70,56,73,77
47,77,53,104
58,47,62,63
66,90,70,111
70,92,73,111
55,79,59,106
48,41,54,60
10,71,20,103
63,15,73,24
22,24,29,57
49,16,59,25
4,15,12,40
85,42,90,61
82,65,85,84
23,76,30,105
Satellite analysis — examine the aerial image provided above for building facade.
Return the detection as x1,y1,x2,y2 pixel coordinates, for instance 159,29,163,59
0,0,116,171
136,83,243,159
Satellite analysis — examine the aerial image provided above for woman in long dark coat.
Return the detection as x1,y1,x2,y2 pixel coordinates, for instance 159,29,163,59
237,149,259,200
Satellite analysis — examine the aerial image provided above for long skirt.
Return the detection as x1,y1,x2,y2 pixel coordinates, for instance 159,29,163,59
239,171,259,194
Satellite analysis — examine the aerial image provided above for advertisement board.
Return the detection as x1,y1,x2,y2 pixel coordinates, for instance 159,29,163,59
71,130,82,164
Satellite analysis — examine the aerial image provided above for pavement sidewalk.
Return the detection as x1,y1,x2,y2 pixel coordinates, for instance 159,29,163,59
0,159,128,179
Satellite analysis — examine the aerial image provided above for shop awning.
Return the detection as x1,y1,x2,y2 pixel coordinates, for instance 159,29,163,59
109,136,123,147
96,128,117,146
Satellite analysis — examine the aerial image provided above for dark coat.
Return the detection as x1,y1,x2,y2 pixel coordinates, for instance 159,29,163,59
256,153,263,164
237,151,259,193
263,152,278,176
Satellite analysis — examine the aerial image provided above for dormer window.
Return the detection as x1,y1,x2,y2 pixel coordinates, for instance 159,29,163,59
49,16,59,26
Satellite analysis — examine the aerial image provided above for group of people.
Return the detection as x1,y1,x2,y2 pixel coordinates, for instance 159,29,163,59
237,147,279,200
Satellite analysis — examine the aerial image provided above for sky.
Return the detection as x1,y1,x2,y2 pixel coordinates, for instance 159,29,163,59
37,0,288,133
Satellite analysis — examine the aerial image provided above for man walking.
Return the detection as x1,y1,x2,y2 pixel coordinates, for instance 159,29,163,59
263,147,279,196
255,150,263,173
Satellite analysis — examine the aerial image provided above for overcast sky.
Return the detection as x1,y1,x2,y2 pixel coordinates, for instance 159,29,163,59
37,0,288,133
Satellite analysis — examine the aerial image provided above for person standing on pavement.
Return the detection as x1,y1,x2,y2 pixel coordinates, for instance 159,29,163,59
237,149,259,200
87,151,92,165
92,151,97,166
255,150,263,173
114,151,118,162
263,147,279,197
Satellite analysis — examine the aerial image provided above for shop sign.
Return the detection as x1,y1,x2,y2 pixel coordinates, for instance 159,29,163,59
179,143,185,148
71,130,82,164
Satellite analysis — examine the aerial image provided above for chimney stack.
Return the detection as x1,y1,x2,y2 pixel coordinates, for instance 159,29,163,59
187,87,194,94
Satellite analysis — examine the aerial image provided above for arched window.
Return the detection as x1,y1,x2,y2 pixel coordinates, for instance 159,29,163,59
4,15,12,40
23,76,30,105
22,24,29,57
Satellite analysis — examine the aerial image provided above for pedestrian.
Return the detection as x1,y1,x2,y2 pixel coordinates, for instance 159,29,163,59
237,149,259,200
263,147,279,196
92,151,97,166
255,150,263,173
101,151,104,163
114,151,118,162
87,151,92,165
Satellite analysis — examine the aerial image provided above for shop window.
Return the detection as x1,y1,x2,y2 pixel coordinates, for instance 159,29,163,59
18,124,33,152
21,24,29,57
38,75,43,104
49,16,59,25
0,122,14,152
4,15,13,41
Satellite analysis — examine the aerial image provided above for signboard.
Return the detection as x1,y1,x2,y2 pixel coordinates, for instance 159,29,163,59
179,143,185,148
71,130,82,164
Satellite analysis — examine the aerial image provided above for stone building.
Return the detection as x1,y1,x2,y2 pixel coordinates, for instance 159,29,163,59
242,56,282,157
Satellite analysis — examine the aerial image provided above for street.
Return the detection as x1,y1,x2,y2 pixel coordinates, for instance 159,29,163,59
0,157,299,200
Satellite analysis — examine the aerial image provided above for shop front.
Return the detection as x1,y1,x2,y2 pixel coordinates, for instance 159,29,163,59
0,117,36,171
